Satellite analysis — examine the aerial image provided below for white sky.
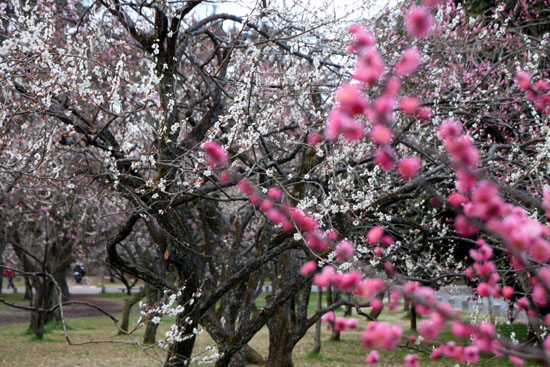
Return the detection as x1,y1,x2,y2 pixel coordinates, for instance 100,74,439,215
190,0,397,28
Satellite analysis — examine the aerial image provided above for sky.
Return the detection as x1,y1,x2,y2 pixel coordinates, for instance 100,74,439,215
190,0,397,29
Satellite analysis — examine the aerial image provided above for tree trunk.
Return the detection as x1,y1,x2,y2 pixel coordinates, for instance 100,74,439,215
410,304,417,332
313,289,322,354
326,286,340,341
265,303,294,367
24,276,32,300
28,277,58,339
54,267,70,302
143,284,161,344
0,264,4,294
118,290,145,334
244,345,265,365
404,298,410,311
164,288,199,367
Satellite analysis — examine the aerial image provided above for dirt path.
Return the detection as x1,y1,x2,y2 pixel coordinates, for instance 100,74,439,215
0,294,123,326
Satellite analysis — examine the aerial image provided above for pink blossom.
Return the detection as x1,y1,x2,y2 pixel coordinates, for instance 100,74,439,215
327,229,339,240
202,141,228,169
346,318,358,329
305,231,328,251
455,215,480,237
324,108,365,142
385,77,402,96
249,194,261,206
515,71,531,91
266,209,286,225
237,179,255,195
354,48,385,84
396,48,421,77
370,298,384,314
321,310,335,323
335,240,355,261
368,226,384,245
509,355,525,366
334,317,348,332
267,187,283,201
337,83,368,115
417,107,433,121
501,286,514,299
529,239,550,262
477,282,491,297
448,192,468,207
291,208,319,232
439,120,463,139
334,271,362,291
404,353,419,367
423,0,447,7
375,148,395,170
219,171,231,184
361,322,402,350
517,296,530,311
365,350,379,364
307,132,323,146
382,235,394,246
400,96,420,115
259,200,273,213
397,156,421,180
348,25,376,53
314,266,335,288
300,261,317,276
373,246,384,257
373,96,395,116
406,6,434,38
369,124,393,145
430,347,443,359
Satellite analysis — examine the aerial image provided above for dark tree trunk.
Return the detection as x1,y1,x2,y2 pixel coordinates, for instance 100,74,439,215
313,289,322,354
164,282,199,367
24,276,32,300
0,263,4,294
244,345,265,365
118,289,145,335
143,284,161,344
326,286,340,341
28,277,58,339
54,267,70,302
266,304,294,367
410,304,417,332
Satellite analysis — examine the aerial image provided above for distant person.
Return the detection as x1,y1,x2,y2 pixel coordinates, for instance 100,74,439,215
73,264,86,284
3,268,16,290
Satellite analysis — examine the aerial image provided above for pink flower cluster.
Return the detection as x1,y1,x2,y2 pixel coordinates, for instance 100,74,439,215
320,311,358,332
515,71,550,114
202,141,228,169
361,321,402,350
324,25,427,181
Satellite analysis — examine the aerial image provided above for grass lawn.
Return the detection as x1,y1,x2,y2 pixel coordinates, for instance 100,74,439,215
0,293,536,367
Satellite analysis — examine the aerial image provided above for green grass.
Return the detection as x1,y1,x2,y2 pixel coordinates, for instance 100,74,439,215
0,294,540,367
0,292,28,310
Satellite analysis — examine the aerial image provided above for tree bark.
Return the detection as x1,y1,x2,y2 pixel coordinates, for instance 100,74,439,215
410,304,417,332
143,284,161,344
313,289,322,354
28,277,58,339
24,276,32,300
118,289,145,335
54,267,70,302
265,303,294,367
326,286,340,341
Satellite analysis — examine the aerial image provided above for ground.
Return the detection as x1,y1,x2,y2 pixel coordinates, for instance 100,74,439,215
0,287,532,367
0,294,123,326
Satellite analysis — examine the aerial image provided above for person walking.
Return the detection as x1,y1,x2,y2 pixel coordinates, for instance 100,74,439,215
3,268,16,290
